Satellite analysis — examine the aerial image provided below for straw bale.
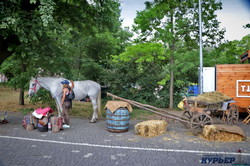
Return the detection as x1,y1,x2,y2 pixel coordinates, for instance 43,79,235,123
190,91,232,103
135,120,167,137
202,124,246,142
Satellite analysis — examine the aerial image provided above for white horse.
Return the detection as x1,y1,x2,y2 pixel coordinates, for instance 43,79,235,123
28,77,101,123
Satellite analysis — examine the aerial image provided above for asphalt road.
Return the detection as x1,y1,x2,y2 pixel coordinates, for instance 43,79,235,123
0,111,250,166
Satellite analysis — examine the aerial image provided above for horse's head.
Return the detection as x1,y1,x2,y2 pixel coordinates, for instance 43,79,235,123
28,77,42,97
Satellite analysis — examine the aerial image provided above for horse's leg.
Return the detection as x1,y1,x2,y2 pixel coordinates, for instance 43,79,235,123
55,97,62,117
90,96,98,123
97,91,101,117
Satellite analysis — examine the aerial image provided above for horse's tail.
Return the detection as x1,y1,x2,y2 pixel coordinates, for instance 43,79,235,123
97,89,102,117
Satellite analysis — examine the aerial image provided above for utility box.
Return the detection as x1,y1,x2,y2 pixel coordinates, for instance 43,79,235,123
203,67,215,93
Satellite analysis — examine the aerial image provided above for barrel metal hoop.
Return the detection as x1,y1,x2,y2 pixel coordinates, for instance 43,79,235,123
106,118,129,121
106,123,129,127
106,113,129,117
106,128,128,133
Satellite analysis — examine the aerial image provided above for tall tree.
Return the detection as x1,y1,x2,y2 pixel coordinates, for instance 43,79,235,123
133,0,225,109
0,0,132,105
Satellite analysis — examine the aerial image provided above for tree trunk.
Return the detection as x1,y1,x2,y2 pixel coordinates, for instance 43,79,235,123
19,62,26,105
19,88,24,105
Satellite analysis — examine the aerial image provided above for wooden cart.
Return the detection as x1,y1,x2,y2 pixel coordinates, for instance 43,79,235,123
182,99,239,135
107,93,239,136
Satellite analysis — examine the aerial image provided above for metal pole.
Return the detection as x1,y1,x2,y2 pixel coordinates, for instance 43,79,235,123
198,0,203,94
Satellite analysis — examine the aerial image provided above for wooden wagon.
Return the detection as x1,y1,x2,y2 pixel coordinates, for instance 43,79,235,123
107,93,239,136
182,99,239,135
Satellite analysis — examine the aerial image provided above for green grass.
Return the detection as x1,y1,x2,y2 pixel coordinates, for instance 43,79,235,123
70,101,95,118
130,108,154,120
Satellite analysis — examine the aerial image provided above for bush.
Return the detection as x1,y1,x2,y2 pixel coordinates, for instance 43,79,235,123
28,89,56,110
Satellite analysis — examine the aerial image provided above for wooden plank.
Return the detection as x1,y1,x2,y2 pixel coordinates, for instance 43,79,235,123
216,65,250,70
216,73,250,77
216,64,250,68
216,90,236,97
216,64,250,72
217,68,250,72
216,64,250,112
106,92,188,123
216,84,236,89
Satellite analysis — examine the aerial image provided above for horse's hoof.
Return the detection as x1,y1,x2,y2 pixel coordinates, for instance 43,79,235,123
90,120,96,123
90,118,98,123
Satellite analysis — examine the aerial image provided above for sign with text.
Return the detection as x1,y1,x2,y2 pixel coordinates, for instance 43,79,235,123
237,80,250,98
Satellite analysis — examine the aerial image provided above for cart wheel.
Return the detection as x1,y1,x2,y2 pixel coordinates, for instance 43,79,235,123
181,111,192,128
190,113,213,136
227,104,239,125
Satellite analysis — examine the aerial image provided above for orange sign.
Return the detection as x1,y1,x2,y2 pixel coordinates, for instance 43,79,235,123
237,80,250,98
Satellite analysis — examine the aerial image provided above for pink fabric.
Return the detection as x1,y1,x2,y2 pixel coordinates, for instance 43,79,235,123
35,107,54,116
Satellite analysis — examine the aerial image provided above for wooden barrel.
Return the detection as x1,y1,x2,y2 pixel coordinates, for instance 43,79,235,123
106,107,130,133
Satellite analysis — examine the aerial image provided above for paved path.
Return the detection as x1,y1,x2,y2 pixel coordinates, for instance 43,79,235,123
0,111,250,166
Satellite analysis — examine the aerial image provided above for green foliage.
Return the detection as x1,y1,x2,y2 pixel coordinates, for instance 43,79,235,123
28,88,56,110
134,0,225,47
113,43,165,63
102,43,169,107
204,35,250,66
102,61,164,106
131,0,226,108
1,0,249,111
39,0,56,26
244,23,250,29
19,108,34,115
0,0,132,106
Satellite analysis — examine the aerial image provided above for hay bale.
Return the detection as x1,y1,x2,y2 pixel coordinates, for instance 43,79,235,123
203,124,246,142
135,120,167,137
190,91,232,103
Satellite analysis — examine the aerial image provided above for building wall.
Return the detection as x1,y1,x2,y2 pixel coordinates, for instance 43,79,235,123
216,64,250,112
0,74,8,82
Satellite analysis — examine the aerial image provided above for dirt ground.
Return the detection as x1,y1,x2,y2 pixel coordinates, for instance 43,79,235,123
0,85,42,112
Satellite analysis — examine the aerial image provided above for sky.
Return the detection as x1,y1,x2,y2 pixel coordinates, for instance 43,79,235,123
120,0,250,41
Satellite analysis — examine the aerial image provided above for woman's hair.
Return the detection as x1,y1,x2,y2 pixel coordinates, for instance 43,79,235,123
63,84,69,89
70,80,74,89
